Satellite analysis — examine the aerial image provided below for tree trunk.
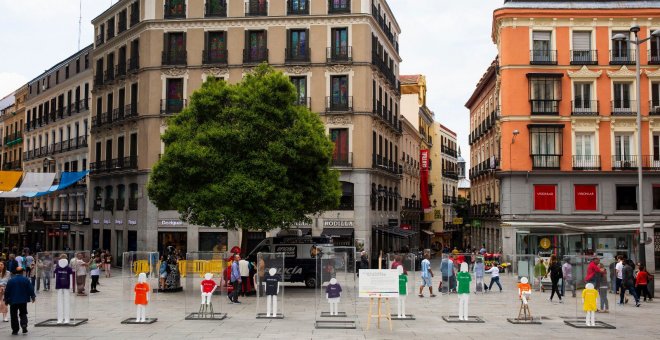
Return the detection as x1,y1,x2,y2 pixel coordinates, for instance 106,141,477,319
240,228,249,257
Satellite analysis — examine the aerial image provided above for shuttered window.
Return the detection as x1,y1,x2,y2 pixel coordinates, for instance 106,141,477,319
572,31,591,50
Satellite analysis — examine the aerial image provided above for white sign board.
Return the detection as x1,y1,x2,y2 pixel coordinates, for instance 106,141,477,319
358,269,399,298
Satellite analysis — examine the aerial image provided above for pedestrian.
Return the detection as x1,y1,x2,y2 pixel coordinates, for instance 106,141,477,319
584,257,601,287
485,264,502,292
561,258,575,297
635,264,652,302
5,255,18,276
239,256,249,297
158,256,167,290
479,244,487,255
0,262,10,322
440,256,455,293
229,254,242,304
23,252,34,280
614,255,624,294
598,263,609,313
71,253,88,296
620,259,640,307
3,267,36,335
14,254,23,273
418,253,435,298
474,258,485,293
40,253,53,291
546,255,563,303
104,250,112,278
534,258,546,292
90,256,101,293
360,251,369,271
391,255,407,274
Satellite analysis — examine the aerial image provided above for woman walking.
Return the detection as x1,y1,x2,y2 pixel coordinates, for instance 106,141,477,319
0,262,10,321
90,256,101,293
104,250,112,278
636,264,652,302
534,259,546,292
547,255,563,303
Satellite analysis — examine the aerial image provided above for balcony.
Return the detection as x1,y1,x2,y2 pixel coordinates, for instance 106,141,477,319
164,1,186,18
328,0,350,14
116,198,125,211
611,100,637,116
531,154,561,169
116,61,127,79
294,97,311,109
331,152,353,167
571,100,599,116
612,155,638,170
162,50,187,66
441,145,457,158
610,50,635,65
96,34,104,46
202,49,228,65
90,156,138,174
128,56,139,73
118,15,127,33
112,107,125,122
572,155,601,170
4,132,22,146
530,99,560,115
650,100,660,115
650,50,660,65
125,103,138,118
442,170,459,180
325,96,353,112
94,72,104,88
570,50,598,65
372,52,396,87
285,47,311,63
287,0,309,15
371,154,402,176
2,161,21,171
530,50,557,65
371,5,398,53
160,99,187,115
245,0,268,16
471,203,500,219
371,102,401,134
104,68,115,84
243,48,268,64
205,0,227,17
326,46,352,63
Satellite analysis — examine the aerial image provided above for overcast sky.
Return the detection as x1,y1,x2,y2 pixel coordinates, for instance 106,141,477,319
0,0,500,167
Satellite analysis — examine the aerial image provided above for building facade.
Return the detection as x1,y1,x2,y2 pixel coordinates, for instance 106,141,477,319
438,123,459,247
399,116,421,249
89,0,402,261
23,46,93,251
487,0,660,269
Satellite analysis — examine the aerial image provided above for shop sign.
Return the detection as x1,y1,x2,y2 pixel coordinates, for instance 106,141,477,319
160,219,184,226
452,217,463,225
103,219,111,225
539,237,552,250
128,220,137,225
82,218,91,225
93,219,100,225
323,220,353,228
388,219,398,227
574,185,597,211
534,185,557,210
420,150,431,212
115,220,123,225
59,223,71,231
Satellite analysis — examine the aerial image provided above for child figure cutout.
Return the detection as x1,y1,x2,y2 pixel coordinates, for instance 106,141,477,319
134,273,150,322
326,278,342,316
517,277,533,320
199,273,217,316
456,262,471,321
582,283,598,326
264,268,281,317
54,258,74,324
397,265,408,318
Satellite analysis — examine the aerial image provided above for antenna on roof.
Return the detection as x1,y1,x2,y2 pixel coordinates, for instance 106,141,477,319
78,0,82,51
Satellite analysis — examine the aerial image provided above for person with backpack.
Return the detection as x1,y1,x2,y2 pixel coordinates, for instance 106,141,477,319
546,255,563,303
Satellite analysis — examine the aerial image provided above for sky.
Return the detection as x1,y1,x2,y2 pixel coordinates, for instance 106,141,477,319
0,0,501,167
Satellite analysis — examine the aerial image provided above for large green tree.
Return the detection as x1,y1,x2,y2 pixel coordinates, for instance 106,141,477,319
148,64,341,250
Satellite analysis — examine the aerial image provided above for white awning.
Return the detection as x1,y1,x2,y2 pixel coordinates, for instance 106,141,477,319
502,221,654,232
0,173,56,198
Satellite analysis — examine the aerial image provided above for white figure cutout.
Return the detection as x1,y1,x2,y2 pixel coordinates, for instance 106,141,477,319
517,277,533,321
456,262,471,321
397,265,408,318
326,278,342,316
582,283,598,326
199,273,217,316
134,273,150,322
54,258,74,324
264,268,280,317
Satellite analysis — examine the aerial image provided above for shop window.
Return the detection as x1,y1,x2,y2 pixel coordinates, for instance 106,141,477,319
616,185,637,210
574,184,597,211
198,232,228,252
653,185,660,210
534,184,557,211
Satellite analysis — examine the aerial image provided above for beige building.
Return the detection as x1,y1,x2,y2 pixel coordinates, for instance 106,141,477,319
90,0,402,260
438,123,458,247
399,116,421,249
23,46,93,250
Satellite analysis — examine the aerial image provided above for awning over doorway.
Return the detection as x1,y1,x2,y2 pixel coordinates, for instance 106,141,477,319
0,171,23,191
421,230,434,236
376,226,416,238
0,172,56,198
321,228,354,237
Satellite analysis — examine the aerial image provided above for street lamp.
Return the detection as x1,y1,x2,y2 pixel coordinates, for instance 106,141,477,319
613,26,660,267
433,199,437,207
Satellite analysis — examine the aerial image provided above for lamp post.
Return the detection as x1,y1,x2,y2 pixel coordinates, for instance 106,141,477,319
613,26,660,267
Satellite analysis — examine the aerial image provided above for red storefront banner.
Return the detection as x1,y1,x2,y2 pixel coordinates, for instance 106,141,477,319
534,185,556,210
420,150,431,213
574,185,597,211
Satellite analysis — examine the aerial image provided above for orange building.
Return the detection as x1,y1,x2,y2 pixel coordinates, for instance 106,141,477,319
469,0,660,270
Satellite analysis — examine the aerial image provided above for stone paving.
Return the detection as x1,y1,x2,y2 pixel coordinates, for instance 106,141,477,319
1,261,657,339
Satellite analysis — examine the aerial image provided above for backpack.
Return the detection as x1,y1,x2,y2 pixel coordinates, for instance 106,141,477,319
550,262,562,278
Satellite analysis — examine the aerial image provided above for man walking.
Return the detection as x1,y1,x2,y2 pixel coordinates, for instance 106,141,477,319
418,253,435,297
239,257,250,296
561,258,575,297
71,253,88,296
615,256,624,294
229,254,242,304
4,267,36,335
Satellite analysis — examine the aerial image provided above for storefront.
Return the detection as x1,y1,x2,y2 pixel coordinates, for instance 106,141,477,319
321,220,355,247
198,231,228,252
158,231,187,255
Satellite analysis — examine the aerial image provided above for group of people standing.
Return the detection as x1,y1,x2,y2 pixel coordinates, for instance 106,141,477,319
417,252,503,298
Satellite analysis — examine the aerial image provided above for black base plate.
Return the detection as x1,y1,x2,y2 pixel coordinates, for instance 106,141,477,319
256,313,284,319
442,316,485,323
315,320,357,329
35,319,88,327
507,318,542,324
390,314,416,320
564,320,616,329
121,318,158,324
185,313,227,320
320,312,347,317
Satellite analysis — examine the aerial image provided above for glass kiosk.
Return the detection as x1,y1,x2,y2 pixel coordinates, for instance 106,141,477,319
184,252,229,320
34,251,90,327
564,255,617,329
505,254,543,324
440,253,485,323
256,252,285,319
315,246,357,329
386,253,416,320
121,251,159,324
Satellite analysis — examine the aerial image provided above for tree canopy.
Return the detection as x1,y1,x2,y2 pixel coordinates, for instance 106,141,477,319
147,64,341,231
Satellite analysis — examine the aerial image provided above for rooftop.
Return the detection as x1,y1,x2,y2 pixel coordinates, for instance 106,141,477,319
502,0,660,9
400,74,422,84
438,123,457,137
0,93,16,112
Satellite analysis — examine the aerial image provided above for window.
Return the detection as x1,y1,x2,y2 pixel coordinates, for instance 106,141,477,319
329,75,349,111
104,185,114,211
129,183,139,210
330,28,349,61
246,0,268,16
118,10,127,33
206,0,227,17
163,33,186,65
117,184,126,210
107,17,115,40
611,31,631,63
651,83,660,113
244,30,268,63
288,0,308,15
574,185,597,211
616,185,637,210
653,185,660,210
203,31,227,64
65,66,69,79
651,31,660,64
330,128,349,166
654,135,660,162
164,0,186,18
328,0,350,14
286,29,309,62
534,185,557,210
574,133,596,168
612,82,633,113
338,182,354,210
531,31,553,64
130,1,140,26
529,125,563,168
163,78,184,114
528,75,561,114
571,31,594,63
94,186,103,210
573,82,593,113
613,133,633,167
290,76,307,106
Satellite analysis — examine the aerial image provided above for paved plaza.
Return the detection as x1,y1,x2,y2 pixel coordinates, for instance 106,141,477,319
1,261,657,339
